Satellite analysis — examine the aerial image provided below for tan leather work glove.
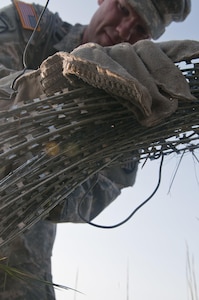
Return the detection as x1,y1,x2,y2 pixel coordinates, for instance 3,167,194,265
156,39,199,63
64,40,198,127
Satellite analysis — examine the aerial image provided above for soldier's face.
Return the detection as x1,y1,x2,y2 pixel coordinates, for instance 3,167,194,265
83,0,150,46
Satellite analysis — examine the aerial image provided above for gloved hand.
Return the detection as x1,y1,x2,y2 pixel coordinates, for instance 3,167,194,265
39,39,199,126
63,40,198,127
157,39,199,63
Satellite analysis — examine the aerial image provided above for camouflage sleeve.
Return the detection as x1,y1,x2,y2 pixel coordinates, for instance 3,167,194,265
47,160,138,223
0,220,56,300
0,6,60,299
0,2,67,72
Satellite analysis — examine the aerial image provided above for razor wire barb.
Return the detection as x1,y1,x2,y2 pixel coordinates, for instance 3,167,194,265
0,59,198,246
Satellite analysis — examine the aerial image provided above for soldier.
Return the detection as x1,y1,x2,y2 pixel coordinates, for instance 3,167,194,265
0,0,192,299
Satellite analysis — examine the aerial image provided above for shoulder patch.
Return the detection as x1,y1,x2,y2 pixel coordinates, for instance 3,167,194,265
13,0,40,31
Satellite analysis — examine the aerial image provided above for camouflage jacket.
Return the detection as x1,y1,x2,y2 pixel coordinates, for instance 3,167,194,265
0,2,138,224
0,2,137,299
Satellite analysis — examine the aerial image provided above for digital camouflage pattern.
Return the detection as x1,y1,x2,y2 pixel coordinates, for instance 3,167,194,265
0,1,197,299
0,221,56,300
0,2,138,299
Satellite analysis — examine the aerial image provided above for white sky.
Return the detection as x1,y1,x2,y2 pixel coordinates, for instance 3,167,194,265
1,1,199,300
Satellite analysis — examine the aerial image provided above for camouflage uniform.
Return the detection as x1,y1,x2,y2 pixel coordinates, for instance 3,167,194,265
0,2,137,299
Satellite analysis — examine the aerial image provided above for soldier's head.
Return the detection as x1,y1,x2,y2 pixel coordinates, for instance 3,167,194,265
82,0,191,46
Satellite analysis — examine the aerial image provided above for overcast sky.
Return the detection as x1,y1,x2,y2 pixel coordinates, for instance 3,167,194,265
1,1,199,300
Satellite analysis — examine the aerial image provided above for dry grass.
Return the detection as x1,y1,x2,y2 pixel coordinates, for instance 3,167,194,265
0,257,82,294
186,245,199,300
